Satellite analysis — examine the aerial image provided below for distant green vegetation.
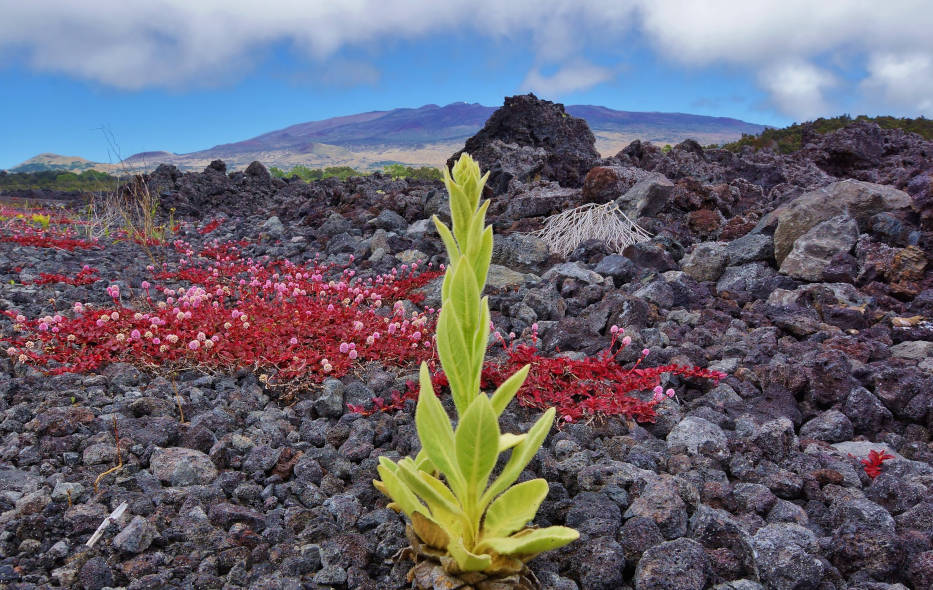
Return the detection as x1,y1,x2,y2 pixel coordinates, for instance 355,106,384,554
269,165,365,182
270,163,443,183
381,163,443,181
0,169,120,192
722,114,933,154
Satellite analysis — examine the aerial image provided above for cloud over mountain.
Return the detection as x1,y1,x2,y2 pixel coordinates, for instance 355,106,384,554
1,0,931,118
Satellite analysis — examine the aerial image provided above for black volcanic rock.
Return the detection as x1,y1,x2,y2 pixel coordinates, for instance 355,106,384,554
448,94,599,193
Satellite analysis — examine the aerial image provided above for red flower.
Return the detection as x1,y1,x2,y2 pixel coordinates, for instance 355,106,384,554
861,449,895,479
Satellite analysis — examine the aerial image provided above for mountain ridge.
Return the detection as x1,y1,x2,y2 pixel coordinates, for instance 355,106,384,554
10,101,766,173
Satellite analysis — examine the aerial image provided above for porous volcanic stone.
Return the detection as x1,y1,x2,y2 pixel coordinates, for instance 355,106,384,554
762,179,912,264
149,446,218,486
448,94,599,192
113,515,156,553
780,215,859,281
634,537,710,590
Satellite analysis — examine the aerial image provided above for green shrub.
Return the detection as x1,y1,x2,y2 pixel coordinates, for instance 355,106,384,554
723,114,933,154
0,169,120,192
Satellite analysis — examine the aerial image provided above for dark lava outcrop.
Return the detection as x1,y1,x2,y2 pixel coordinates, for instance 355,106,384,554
448,94,599,194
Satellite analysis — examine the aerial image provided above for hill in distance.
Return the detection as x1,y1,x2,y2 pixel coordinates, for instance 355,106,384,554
10,101,767,173
10,153,105,173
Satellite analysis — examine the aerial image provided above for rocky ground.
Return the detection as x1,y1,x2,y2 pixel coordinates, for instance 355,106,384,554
1,96,932,589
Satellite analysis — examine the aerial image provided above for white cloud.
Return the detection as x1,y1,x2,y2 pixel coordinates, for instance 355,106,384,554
862,52,933,112
758,61,836,121
632,0,933,117
520,60,616,97
0,0,932,117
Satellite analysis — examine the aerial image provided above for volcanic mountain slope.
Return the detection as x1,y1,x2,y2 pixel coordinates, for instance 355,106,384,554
10,98,765,173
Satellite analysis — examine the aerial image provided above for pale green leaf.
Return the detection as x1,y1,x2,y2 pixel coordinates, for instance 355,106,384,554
415,363,465,496
448,536,492,572
449,183,472,248
481,407,555,509
455,395,500,508
470,298,490,395
450,259,480,340
482,479,548,538
413,448,436,473
432,216,460,267
396,461,464,533
435,311,470,413
490,364,530,415
411,511,451,550
475,526,579,556
473,225,493,292
497,433,526,453
465,200,489,261
375,461,424,518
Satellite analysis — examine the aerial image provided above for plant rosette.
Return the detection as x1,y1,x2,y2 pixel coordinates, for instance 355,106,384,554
373,154,578,588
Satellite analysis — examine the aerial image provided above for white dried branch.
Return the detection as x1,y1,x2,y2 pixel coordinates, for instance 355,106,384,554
533,201,653,257
85,501,128,548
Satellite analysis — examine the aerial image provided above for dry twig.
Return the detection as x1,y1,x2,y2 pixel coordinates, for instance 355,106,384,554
533,201,652,257
93,417,123,494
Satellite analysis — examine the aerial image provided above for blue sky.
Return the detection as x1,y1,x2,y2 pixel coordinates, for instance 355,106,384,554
1,1,932,170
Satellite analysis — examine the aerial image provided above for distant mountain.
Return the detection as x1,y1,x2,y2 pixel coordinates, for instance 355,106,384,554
10,102,766,173
9,153,107,173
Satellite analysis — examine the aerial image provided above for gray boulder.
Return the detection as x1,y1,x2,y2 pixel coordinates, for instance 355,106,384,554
634,537,711,590
779,215,859,281
582,165,667,203
542,262,605,285
616,176,675,219
149,447,218,486
502,183,579,222
486,264,528,291
681,241,729,282
624,475,689,539
371,209,408,233
799,410,854,443
725,233,774,265
260,215,285,235
113,515,156,553
751,523,825,590
492,233,549,272
666,416,730,460
757,179,912,264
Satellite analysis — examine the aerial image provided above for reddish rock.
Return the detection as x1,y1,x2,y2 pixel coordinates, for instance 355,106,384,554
687,209,724,237
719,214,759,240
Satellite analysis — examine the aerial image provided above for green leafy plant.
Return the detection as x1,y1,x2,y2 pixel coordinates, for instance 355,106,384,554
722,114,933,154
382,163,443,181
30,213,51,229
374,153,578,585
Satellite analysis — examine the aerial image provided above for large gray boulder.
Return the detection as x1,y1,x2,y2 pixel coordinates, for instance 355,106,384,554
149,447,218,486
756,180,912,264
779,215,859,281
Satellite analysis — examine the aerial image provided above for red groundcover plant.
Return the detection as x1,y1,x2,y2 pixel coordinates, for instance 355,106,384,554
29,265,99,286
351,324,726,424
4,210,726,424
0,223,99,251
4,240,440,389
